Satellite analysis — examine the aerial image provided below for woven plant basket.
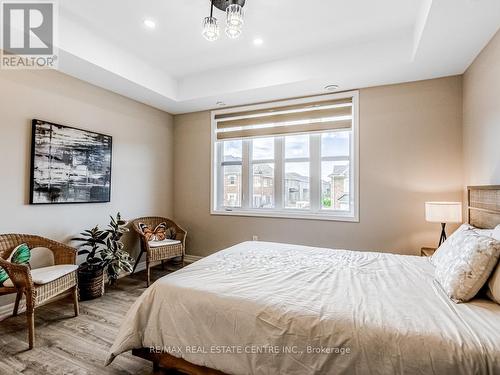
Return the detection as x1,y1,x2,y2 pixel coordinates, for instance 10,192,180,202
77,267,104,301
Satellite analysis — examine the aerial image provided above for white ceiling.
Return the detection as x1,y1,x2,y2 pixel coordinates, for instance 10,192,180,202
56,0,500,114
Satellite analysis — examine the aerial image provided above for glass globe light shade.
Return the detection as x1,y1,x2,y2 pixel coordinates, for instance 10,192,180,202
202,16,219,41
225,24,242,39
226,4,244,27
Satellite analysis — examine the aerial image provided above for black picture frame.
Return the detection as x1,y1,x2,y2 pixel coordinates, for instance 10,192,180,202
29,119,113,205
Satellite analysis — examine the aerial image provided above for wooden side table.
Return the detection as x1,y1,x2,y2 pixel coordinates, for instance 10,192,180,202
421,247,437,257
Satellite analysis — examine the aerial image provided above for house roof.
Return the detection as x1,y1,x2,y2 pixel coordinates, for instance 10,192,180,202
328,165,349,178
285,172,309,183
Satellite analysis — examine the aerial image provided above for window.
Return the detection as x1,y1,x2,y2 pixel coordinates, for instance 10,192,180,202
221,140,242,208
284,135,310,209
211,92,358,221
321,132,350,211
251,138,274,208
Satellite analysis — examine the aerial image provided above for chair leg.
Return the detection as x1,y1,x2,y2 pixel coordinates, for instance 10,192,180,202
146,261,151,288
72,286,79,317
132,248,145,274
13,289,23,316
27,310,35,349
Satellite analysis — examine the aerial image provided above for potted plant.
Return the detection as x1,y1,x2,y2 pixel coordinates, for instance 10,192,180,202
74,226,107,300
101,213,134,285
74,213,134,300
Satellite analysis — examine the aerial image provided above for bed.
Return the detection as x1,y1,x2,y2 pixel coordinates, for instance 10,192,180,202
107,186,500,374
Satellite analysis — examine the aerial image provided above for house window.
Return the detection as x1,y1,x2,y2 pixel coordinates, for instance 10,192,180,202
211,92,359,221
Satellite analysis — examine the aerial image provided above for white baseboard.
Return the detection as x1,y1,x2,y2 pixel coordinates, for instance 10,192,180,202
0,255,204,321
0,302,20,321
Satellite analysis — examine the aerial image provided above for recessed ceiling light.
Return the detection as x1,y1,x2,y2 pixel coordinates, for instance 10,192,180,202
324,84,339,92
143,19,156,29
216,101,226,107
253,38,263,46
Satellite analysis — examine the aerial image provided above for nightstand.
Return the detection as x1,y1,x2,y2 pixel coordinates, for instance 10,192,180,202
421,247,437,257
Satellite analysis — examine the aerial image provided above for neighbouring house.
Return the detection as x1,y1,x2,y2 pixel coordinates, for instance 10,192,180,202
329,164,350,210
284,172,310,208
252,164,274,208
223,161,345,210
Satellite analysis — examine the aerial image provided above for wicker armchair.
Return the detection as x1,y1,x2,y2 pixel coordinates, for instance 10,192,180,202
131,217,187,287
0,234,79,349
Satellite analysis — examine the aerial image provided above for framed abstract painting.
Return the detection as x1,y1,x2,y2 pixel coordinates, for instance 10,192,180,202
30,119,112,204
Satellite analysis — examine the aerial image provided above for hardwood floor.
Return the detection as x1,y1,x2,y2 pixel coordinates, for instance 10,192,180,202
0,265,181,375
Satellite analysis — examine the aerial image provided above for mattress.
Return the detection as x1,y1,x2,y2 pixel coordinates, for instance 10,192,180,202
107,241,500,374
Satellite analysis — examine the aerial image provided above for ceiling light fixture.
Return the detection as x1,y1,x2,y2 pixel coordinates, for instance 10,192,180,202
202,2,219,41
216,101,226,106
324,84,339,92
143,19,156,29
253,38,263,46
203,0,246,41
225,3,244,39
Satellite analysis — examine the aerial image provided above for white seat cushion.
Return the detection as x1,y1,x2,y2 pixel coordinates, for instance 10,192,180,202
148,239,181,248
3,264,78,287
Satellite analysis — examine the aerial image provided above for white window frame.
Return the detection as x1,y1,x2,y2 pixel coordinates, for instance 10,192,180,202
210,91,359,222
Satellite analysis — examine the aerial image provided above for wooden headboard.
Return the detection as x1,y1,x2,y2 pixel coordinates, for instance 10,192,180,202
467,185,500,229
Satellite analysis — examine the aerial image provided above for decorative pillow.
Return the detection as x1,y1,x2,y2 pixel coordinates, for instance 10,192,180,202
30,247,55,269
139,223,176,242
165,227,176,240
493,224,500,241
487,265,500,304
485,225,500,304
434,230,500,302
473,228,494,237
0,243,31,286
431,223,472,266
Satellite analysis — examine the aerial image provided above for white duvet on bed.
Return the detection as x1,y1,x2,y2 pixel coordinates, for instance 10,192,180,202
107,241,500,374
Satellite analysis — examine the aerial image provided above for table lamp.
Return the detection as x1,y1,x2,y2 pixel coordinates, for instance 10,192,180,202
425,202,462,247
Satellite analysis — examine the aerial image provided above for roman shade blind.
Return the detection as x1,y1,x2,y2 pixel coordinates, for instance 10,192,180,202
215,97,353,140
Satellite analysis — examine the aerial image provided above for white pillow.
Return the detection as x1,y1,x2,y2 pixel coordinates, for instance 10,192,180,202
485,225,500,304
431,224,472,266
434,229,500,303
488,266,500,304
474,228,494,237
493,224,500,241
30,247,55,269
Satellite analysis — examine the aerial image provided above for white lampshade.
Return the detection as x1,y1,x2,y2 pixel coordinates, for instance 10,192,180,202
425,202,462,223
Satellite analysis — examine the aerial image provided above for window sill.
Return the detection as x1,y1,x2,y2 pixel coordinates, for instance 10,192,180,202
210,209,359,222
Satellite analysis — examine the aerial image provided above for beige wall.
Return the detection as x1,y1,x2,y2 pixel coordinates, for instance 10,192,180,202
0,66,469,264
174,77,463,257
0,69,174,263
463,29,500,185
